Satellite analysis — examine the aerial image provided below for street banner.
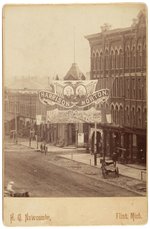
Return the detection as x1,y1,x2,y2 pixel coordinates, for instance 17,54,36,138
39,80,110,108
78,133,84,145
106,113,112,123
46,108,102,123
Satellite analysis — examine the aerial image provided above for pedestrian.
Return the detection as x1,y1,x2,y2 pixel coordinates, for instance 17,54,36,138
6,181,15,197
112,151,118,166
45,145,48,155
40,143,43,153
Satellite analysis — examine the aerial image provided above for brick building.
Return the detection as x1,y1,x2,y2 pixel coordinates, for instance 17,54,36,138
85,10,147,163
4,88,37,136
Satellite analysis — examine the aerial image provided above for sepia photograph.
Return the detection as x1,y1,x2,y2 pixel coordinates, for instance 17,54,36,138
2,3,147,226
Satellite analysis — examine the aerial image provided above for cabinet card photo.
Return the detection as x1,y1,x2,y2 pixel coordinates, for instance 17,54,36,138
2,3,147,226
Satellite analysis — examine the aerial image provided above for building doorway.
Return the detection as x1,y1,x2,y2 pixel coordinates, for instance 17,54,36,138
67,124,76,145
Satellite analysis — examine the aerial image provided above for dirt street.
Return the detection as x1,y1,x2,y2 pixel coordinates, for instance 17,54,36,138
4,143,140,197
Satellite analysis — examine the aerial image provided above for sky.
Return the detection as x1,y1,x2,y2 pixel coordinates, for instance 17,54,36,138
3,4,145,83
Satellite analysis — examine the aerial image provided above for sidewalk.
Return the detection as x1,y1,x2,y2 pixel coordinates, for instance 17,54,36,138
60,153,146,181
18,139,86,153
19,139,146,182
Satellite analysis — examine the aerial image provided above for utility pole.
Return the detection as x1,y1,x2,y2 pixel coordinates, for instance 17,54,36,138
15,100,18,144
36,124,39,149
73,26,76,63
94,103,97,166
94,121,97,166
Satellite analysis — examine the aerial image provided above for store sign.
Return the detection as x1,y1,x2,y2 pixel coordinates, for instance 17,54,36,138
36,115,45,125
46,108,102,123
39,80,110,108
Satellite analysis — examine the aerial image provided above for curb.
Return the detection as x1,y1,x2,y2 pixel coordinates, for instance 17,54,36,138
54,156,146,197
18,142,146,196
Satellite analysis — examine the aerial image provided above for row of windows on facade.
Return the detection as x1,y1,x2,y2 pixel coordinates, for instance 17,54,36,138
5,102,36,117
101,102,146,128
92,77,146,100
91,45,146,71
111,77,146,99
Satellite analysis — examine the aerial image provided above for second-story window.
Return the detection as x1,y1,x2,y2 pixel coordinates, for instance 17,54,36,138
126,106,130,125
105,49,109,70
119,49,123,69
116,105,119,124
120,78,122,97
92,52,96,71
126,78,130,98
110,50,114,70
137,107,142,127
137,44,142,70
143,40,146,69
132,78,136,99
131,106,135,126
114,50,118,69
131,46,136,71
119,105,123,126
96,52,100,71
100,52,103,71
138,78,142,99
143,107,147,127
125,46,130,70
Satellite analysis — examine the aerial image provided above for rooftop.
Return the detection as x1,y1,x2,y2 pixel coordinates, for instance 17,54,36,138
85,27,131,41
64,63,85,80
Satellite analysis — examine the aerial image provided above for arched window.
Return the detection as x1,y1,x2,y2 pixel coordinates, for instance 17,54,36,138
116,105,119,124
137,106,142,127
119,49,123,69
132,78,136,99
111,104,115,123
113,79,116,97
137,42,142,71
100,52,103,72
125,46,130,71
126,78,130,99
143,39,146,69
92,52,96,71
114,50,119,69
120,77,123,97
96,52,100,71
116,78,118,97
131,46,136,71
138,78,142,99
110,50,114,70
105,49,109,71
126,106,130,125
131,106,135,127
143,107,147,127
105,102,109,111
119,105,123,126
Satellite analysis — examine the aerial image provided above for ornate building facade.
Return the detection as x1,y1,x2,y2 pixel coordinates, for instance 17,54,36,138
86,10,147,163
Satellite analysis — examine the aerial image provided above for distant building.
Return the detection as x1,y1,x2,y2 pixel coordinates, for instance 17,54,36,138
4,63,89,147
53,63,87,147
85,10,147,163
4,88,37,136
